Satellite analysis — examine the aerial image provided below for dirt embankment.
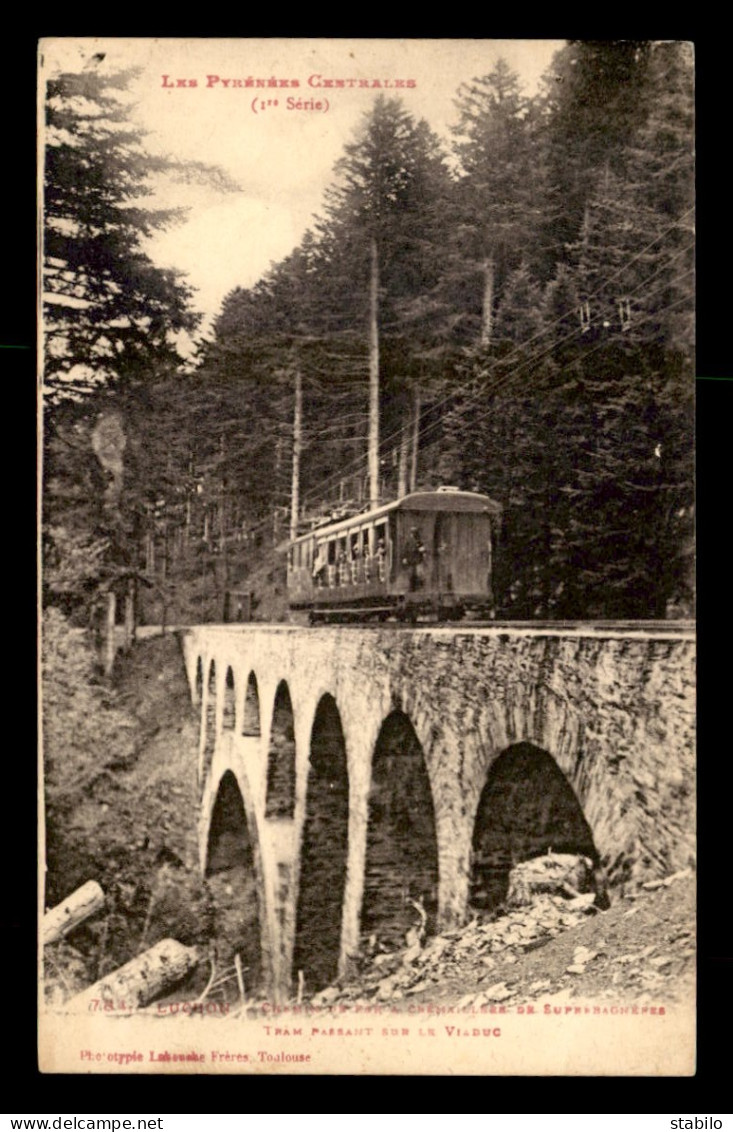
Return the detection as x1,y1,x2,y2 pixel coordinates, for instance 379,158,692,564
316,868,695,1011
44,629,212,1003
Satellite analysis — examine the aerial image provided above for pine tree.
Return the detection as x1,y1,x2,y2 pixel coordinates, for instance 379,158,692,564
42,61,253,622
451,59,542,346
314,97,452,504
557,41,695,616
43,66,200,399
537,40,652,275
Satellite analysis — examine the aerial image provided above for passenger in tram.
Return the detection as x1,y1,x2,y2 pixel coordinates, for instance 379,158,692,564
363,534,372,582
375,536,387,582
403,528,426,592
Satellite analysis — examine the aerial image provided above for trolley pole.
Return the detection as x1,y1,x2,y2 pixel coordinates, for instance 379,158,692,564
368,236,380,509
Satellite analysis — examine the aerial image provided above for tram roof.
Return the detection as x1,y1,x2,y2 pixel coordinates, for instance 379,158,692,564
291,489,502,544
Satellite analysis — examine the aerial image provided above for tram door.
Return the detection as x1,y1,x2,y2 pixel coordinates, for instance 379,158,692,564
433,513,453,594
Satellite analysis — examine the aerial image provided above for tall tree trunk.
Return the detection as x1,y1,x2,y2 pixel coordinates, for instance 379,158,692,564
104,591,116,675
409,386,421,492
542,473,552,617
273,433,283,541
290,368,302,542
185,452,193,555
481,253,496,348
145,527,155,576
368,237,380,508
124,581,135,649
161,508,168,583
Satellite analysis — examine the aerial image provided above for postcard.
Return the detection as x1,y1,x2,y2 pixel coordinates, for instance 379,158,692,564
39,36,696,1076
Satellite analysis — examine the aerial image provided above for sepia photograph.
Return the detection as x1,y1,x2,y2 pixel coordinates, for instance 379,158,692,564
39,37,695,1076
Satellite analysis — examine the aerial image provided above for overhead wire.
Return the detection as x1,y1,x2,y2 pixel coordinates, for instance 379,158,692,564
191,206,695,544
240,264,694,543
297,216,695,509
394,262,695,459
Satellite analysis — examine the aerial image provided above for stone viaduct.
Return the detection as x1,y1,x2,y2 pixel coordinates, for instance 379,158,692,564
179,622,695,1001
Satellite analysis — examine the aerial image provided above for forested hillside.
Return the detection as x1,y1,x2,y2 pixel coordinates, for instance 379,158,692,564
42,41,694,625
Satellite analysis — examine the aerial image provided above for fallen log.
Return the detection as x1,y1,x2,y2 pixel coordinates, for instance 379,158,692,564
67,939,199,1011
43,881,105,945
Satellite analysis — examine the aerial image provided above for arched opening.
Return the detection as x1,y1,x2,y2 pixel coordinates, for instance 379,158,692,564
202,660,217,783
205,770,262,995
363,711,439,947
223,666,235,730
293,695,349,993
470,742,600,912
242,672,261,737
265,681,296,820
194,656,203,706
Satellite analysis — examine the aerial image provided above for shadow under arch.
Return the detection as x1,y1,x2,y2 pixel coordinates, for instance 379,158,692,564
265,680,296,820
363,709,439,946
470,741,601,912
293,694,349,993
205,769,263,995
223,666,235,730
194,656,203,707
242,672,261,737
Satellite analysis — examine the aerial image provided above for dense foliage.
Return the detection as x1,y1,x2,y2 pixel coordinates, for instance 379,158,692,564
43,67,217,622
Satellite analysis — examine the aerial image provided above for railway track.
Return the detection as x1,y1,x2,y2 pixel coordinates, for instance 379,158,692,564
457,619,695,633
192,618,695,637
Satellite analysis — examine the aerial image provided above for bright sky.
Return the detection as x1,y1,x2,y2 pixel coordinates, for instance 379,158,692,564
41,37,564,335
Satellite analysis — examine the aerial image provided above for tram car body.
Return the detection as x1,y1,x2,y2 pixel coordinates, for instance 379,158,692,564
287,487,502,622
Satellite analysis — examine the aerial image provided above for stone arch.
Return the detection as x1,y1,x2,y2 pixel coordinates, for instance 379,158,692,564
362,710,439,946
194,656,203,707
204,769,263,994
470,741,600,911
223,666,236,730
265,680,296,820
293,694,349,993
202,660,217,784
242,672,261,737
